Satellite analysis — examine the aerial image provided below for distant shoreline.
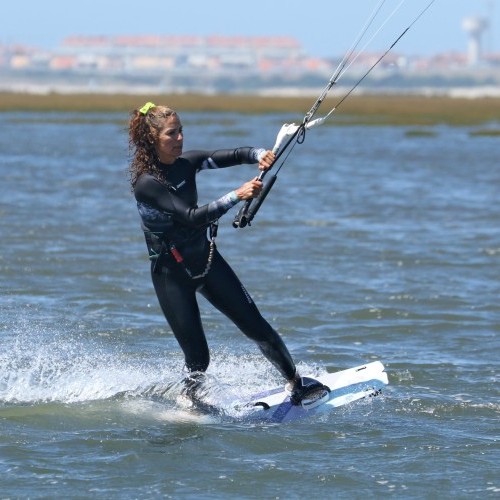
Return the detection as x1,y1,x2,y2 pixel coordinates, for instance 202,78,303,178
1,92,500,126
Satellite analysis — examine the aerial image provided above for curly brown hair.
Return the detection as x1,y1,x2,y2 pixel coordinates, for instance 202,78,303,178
128,104,177,188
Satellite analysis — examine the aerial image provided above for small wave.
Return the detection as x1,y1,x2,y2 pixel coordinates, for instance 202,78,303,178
0,317,179,405
482,247,500,256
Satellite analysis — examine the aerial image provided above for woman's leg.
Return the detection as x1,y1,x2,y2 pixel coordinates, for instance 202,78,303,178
151,267,210,372
199,251,296,380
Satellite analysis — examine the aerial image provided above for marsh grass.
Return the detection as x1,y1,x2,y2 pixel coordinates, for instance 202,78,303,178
405,129,438,137
1,92,499,126
469,129,500,137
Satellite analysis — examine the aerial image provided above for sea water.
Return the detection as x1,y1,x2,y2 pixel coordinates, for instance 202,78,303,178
1,111,498,498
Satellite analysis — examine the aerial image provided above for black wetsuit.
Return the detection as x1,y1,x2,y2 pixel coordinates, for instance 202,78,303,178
134,148,296,380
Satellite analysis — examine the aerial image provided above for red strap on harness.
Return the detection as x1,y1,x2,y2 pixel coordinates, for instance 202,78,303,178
169,244,184,263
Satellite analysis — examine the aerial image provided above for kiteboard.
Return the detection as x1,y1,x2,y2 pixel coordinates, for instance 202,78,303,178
241,361,388,423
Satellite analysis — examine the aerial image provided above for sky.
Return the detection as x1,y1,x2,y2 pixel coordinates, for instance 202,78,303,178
1,0,499,58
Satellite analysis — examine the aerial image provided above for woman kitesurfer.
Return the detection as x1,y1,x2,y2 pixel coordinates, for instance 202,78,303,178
128,102,326,405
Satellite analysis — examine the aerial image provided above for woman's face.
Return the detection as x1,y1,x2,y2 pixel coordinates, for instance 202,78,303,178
156,114,183,164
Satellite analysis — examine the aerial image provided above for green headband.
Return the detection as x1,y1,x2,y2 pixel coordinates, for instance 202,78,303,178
139,101,156,115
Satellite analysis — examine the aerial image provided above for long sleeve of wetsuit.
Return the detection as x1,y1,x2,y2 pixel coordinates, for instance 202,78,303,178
191,147,266,171
134,147,265,229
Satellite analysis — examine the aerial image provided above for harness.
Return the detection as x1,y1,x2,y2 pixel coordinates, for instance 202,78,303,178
145,221,218,279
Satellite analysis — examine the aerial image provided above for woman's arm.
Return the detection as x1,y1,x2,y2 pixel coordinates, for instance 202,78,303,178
187,148,266,171
135,174,262,227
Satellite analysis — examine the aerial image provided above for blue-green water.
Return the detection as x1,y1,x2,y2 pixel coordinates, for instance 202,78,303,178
1,111,499,498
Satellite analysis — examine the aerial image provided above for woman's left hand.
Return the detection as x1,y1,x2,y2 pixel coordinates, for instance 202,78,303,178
258,150,276,171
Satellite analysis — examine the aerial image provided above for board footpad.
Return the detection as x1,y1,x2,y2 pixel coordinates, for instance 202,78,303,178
289,377,331,408
300,387,331,409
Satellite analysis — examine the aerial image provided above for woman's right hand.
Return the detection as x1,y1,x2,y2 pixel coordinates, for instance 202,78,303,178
235,178,263,200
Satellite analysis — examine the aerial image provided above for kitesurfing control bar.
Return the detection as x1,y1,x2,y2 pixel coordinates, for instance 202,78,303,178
232,124,305,227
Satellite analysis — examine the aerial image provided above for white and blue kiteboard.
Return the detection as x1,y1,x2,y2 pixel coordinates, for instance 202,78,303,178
241,361,388,423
